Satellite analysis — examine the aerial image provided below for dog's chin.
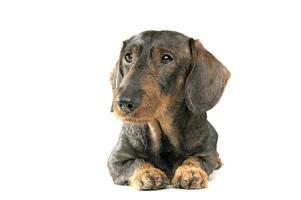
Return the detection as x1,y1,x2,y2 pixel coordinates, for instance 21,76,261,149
120,116,154,124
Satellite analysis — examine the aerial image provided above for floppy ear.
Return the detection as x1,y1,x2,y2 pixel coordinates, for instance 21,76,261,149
185,39,231,114
110,61,122,112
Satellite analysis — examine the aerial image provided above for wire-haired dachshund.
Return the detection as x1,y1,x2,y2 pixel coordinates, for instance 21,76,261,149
108,30,230,190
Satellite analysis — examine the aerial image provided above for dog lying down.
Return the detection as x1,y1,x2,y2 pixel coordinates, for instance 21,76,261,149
108,30,230,190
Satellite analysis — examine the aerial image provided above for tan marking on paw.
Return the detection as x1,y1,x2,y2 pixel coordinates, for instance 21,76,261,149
172,157,208,189
129,163,168,190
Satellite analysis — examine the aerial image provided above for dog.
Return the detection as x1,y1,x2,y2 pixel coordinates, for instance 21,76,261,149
107,30,230,190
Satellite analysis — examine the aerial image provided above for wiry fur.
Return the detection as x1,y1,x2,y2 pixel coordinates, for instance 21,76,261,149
107,30,230,190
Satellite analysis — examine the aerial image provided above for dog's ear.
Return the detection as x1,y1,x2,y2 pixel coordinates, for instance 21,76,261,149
110,41,128,112
110,60,122,112
185,39,231,114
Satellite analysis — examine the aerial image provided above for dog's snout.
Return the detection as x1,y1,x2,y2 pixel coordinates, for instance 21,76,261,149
116,95,140,113
116,84,143,113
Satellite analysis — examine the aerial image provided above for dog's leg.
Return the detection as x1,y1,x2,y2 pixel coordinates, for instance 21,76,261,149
107,125,168,190
108,156,168,190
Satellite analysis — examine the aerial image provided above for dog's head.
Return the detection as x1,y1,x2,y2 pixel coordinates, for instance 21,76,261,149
110,31,230,123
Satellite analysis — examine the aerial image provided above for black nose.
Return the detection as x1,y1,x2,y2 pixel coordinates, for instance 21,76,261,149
116,99,139,113
116,86,142,113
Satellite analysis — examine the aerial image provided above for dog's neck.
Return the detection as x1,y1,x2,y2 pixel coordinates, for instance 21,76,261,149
149,100,190,150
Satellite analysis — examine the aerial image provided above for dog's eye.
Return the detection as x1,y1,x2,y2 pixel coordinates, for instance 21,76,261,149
124,53,133,63
161,54,173,64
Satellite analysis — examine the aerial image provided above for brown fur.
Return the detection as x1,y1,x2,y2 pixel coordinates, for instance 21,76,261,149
148,119,162,154
129,163,169,190
154,72,188,149
113,65,172,124
156,111,179,149
172,157,208,189
107,31,230,190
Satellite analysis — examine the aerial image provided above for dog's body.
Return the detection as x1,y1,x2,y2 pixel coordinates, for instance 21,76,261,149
108,31,230,190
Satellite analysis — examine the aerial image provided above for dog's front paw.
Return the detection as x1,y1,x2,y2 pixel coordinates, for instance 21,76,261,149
129,163,168,190
172,163,208,189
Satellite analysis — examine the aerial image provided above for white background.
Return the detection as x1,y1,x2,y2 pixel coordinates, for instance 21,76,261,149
1,0,301,199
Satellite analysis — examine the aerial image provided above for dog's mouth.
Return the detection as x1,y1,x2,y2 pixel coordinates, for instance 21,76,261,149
113,94,169,124
113,103,158,124
120,116,153,124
